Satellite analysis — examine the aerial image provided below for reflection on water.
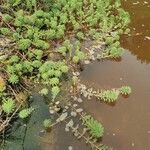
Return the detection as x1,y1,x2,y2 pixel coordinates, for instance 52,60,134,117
121,0,150,64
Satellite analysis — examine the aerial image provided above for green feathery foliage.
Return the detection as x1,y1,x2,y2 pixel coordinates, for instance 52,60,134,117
76,32,84,40
98,144,114,150
43,119,52,128
50,78,59,86
2,14,13,23
39,88,49,96
98,89,120,103
57,46,67,56
82,115,104,139
51,86,60,100
38,61,68,99
60,65,69,73
0,28,12,36
17,39,32,51
9,55,20,63
7,65,16,74
97,42,124,59
73,50,86,63
2,98,15,114
8,74,19,84
33,40,49,49
32,60,42,68
18,107,34,119
23,60,33,72
120,86,132,95
54,70,62,78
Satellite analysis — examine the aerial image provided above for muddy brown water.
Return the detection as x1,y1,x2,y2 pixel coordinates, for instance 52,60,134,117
40,1,150,150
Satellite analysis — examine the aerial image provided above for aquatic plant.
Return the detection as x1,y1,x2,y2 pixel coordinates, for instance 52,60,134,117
2,98,15,114
17,39,32,51
51,86,60,100
120,86,132,95
82,115,104,139
43,119,52,128
57,46,67,56
39,88,49,96
76,32,84,40
18,107,34,119
9,55,20,63
98,89,120,103
73,50,86,64
8,74,19,84
98,144,114,150
2,14,13,23
0,28,12,36
60,65,69,73
80,84,132,103
97,43,124,59
50,78,60,86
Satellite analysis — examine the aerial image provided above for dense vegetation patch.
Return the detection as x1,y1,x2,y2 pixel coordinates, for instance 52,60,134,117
0,0,131,149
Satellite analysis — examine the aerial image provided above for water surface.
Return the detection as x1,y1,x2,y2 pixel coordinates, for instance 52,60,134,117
80,1,150,149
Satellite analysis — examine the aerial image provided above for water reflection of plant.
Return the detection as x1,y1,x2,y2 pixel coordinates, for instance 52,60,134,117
0,0,131,149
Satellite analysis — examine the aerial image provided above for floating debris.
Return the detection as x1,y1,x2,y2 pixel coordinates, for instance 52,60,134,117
84,60,90,64
133,1,140,5
56,112,68,122
144,1,148,4
145,36,150,40
55,101,60,105
79,84,94,99
76,108,83,113
71,111,77,117
73,72,80,76
131,142,135,147
77,98,83,103
74,130,79,137
73,104,78,107
66,119,74,128
120,78,123,81
49,109,55,114
68,146,73,150
65,106,69,110
65,127,70,132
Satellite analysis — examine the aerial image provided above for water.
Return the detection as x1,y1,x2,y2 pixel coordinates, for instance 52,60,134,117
40,1,150,149
81,1,150,149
